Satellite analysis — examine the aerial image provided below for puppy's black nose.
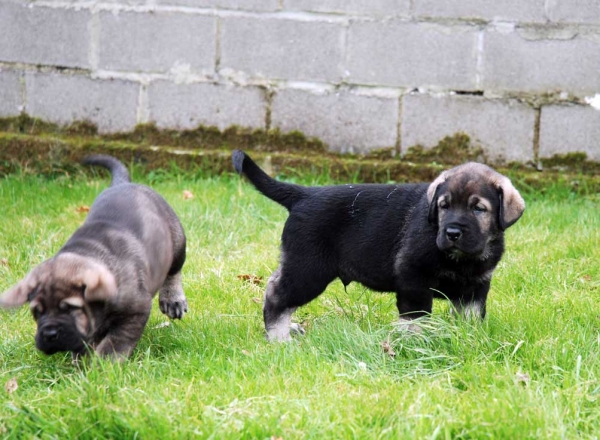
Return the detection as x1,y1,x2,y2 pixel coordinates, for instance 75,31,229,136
42,327,59,342
446,227,462,242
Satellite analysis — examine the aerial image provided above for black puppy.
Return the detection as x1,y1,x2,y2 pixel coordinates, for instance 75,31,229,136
233,150,525,341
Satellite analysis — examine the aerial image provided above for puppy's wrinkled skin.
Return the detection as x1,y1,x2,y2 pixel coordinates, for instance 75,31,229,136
233,150,525,341
0,155,187,360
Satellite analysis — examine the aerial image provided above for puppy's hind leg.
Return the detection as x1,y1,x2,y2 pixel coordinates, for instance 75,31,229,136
159,271,188,320
264,267,293,342
263,263,333,342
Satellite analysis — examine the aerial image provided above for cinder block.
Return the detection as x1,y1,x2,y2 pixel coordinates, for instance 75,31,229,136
271,88,399,152
283,0,410,16
540,105,600,161
96,0,148,4
98,11,217,73
148,81,267,130
482,30,600,96
0,70,22,117
220,17,344,82
414,0,547,22
347,21,478,90
0,3,90,68
155,0,280,10
25,72,139,133
401,94,535,163
547,0,600,24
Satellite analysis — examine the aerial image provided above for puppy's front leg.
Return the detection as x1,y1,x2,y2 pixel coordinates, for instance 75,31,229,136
395,285,433,333
159,271,188,319
95,309,152,361
451,281,490,320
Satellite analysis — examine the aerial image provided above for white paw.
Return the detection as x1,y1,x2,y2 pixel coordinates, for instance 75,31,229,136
396,318,423,334
266,322,305,342
289,323,305,336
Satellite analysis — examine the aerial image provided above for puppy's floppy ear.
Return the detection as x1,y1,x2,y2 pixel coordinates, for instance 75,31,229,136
80,261,117,303
427,170,448,224
0,270,39,308
496,176,525,231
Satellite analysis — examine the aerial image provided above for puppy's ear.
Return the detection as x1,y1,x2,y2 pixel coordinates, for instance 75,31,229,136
496,177,525,231
81,262,117,303
427,171,447,224
0,271,38,308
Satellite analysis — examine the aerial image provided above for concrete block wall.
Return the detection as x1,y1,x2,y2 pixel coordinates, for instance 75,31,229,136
1,0,599,163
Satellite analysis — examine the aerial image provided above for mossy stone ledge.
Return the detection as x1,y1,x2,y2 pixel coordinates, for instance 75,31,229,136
0,115,598,194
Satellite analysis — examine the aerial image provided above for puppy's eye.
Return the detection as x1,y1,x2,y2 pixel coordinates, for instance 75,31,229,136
59,301,82,312
31,306,43,319
439,200,449,209
473,204,487,213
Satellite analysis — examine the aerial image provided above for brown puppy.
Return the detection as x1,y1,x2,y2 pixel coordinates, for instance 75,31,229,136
0,155,187,360
233,151,525,341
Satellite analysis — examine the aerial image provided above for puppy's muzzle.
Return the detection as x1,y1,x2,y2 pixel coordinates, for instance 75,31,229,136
41,326,60,342
35,321,86,355
437,222,481,258
445,226,462,242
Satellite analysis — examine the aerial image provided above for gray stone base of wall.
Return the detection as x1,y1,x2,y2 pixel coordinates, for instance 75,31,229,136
2,68,599,165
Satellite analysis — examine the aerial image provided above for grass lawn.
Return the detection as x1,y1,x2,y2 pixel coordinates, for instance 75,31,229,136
0,164,599,439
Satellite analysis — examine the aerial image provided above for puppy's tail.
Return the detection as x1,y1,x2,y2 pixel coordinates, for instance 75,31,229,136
82,155,131,187
232,150,307,211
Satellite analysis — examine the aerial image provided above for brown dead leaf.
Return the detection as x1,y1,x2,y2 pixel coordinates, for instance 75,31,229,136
75,205,90,213
515,371,530,386
183,190,194,200
5,378,18,394
251,297,262,304
237,274,263,285
382,340,396,358
582,275,592,282
0,258,8,267
241,350,251,356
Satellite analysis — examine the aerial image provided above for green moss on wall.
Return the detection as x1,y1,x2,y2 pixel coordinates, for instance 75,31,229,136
1,115,598,193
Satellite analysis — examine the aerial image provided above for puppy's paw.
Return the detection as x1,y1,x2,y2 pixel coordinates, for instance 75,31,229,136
266,322,305,342
289,323,305,336
159,298,188,320
396,318,423,335
457,302,485,321
266,332,291,342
